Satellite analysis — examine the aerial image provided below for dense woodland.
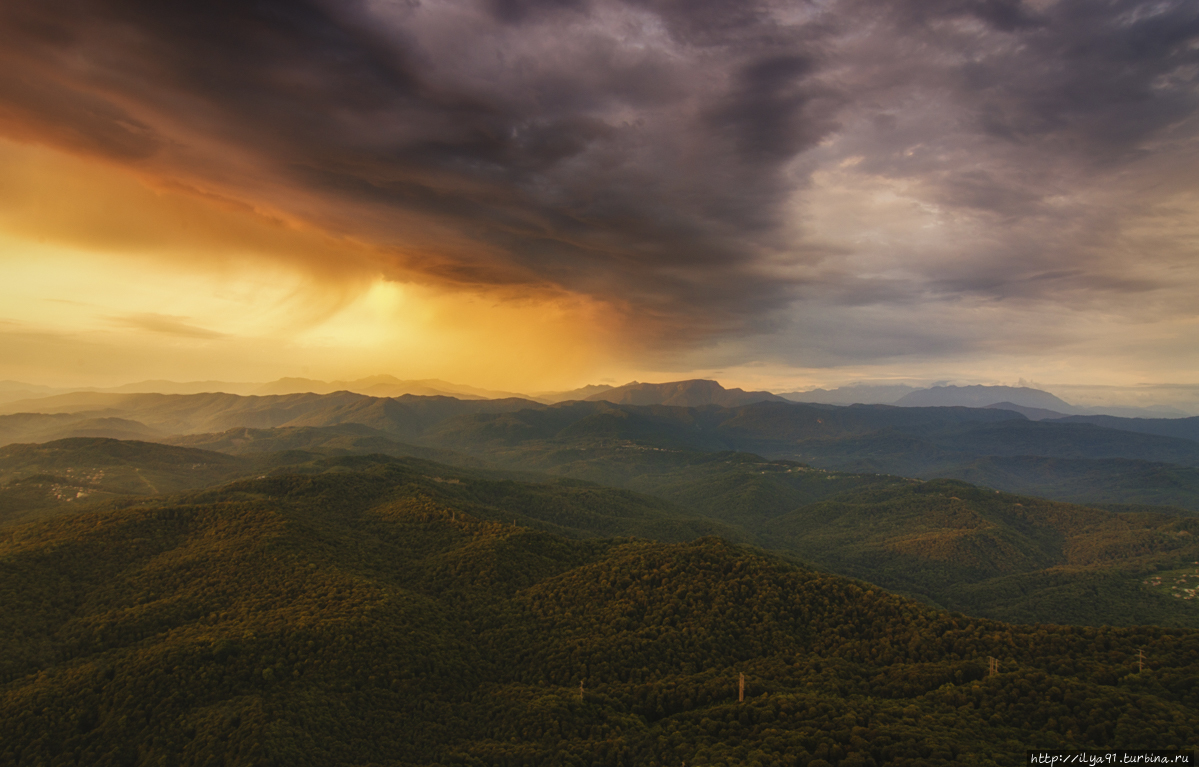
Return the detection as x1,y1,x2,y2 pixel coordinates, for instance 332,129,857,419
4,440,1199,629
1,459,1197,765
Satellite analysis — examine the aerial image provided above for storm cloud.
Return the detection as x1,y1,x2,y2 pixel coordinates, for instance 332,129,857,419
2,0,1197,361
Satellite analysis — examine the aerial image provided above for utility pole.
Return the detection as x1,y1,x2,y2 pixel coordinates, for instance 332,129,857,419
1139,648,1144,673
579,680,584,702
739,673,745,703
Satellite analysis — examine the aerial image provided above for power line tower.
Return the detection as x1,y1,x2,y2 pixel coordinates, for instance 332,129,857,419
1138,648,1145,674
988,657,998,676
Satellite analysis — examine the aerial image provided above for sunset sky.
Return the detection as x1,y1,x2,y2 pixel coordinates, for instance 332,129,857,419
2,0,1198,403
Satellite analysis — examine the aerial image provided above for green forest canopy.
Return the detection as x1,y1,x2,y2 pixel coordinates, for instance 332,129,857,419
1,463,1196,766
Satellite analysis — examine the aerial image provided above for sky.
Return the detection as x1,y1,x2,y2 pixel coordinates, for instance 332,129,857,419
1,0,1198,403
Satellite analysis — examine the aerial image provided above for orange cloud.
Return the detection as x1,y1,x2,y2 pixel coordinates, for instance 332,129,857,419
0,137,632,390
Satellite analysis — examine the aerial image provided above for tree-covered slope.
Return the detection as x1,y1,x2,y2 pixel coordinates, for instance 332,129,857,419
11,391,1199,511
0,438,247,487
765,479,1199,626
778,422,1199,475
6,439,1197,631
1051,414,1199,443
408,400,1199,507
1,467,1196,766
165,424,480,467
448,443,903,528
932,455,1199,512
0,439,252,527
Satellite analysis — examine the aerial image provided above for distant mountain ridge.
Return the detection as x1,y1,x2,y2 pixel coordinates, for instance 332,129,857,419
100,379,261,395
7,387,1199,509
0,391,543,444
6,377,1196,417
251,375,530,400
584,379,787,407
894,384,1077,411
779,383,1074,411
783,382,1193,418
0,376,536,403
0,380,66,405
780,383,919,405
533,383,616,403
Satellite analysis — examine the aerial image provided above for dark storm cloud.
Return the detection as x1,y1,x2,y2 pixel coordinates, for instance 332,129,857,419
708,54,832,163
786,0,1199,333
2,0,1198,353
951,0,1199,157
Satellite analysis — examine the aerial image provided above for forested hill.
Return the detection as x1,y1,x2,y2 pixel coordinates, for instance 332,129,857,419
1,464,1196,766
1050,414,1199,443
764,479,1199,627
6,442,1199,630
8,391,1199,511
0,438,252,528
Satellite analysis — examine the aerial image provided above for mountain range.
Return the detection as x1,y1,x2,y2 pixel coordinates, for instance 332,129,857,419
0,376,534,403
783,383,1192,418
4,425,1199,629
6,386,1199,510
4,381,1199,763
7,376,1196,418
893,384,1075,411
779,382,920,405
2,449,1196,764
583,379,788,408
